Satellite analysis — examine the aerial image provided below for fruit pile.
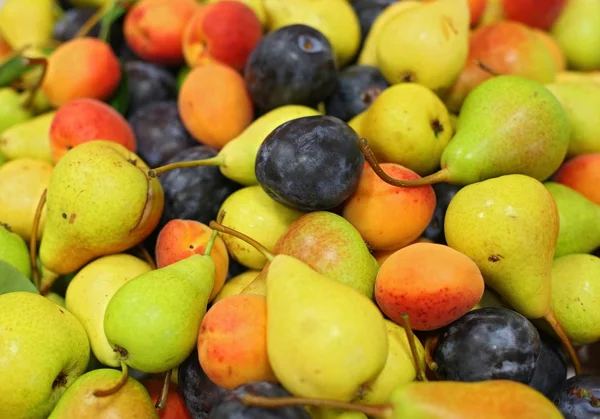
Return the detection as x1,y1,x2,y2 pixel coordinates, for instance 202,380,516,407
1,0,600,418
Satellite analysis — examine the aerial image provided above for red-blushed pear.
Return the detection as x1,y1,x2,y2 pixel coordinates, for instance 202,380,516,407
553,154,600,205
48,369,158,419
0,292,90,419
37,140,164,294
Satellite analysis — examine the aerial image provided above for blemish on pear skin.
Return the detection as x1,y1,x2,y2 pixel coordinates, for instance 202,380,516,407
488,254,504,262
68,214,76,224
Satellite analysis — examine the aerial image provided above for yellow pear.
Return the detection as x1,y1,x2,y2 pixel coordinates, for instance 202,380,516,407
375,0,470,92
266,254,388,401
358,1,421,66
213,269,260,303
0,111,55,163
0,158,52,241
65,254,153,367
263,0,361,67
347,110,366,137
0,0,55,49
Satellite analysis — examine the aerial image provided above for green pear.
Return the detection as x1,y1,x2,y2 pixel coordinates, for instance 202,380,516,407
545,182,600,258
545,81,600,156
471,288,509,311
46,292,66,308
103,232,218,373
355,320,425,405
266,254,388,401
0,151,6,166
0,88,32,134
444,174,558,320
0,222,31,278
273,211,380,299
0,110,55,163
48,369,158,419
309,408,367,419
39,140,164,291
218,186,304,270
551,0,600,71
0,292,90,418
212,269,260,303
360,83,453,176
149,105,320,185
65,254,153,367
375,0,470,93
0,0,55,49
551,254,600,345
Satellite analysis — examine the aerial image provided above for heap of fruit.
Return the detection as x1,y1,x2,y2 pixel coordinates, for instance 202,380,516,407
1,0,600,418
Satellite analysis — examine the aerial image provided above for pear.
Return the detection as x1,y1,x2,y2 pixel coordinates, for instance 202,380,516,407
208,220,388,402
551,254,600,345
0,222,31,278
65,254,153,367
70,0,110,7
471,288,510,311
0,0,55,49
0,151,6,166
103,230,219,373
309,408,367,419
545,81,600,156
39,140,163,290
360,75,570,188
272,211,380,298
0,88,32,133
240,268,267,296
375,0,470,93
48,369,158,419
262,0,361,67
47,292,66,308
360,83,453,176
149,105,320,185
0,110,55,163
555,70,600,85
545,182,600,258
212,269,260,303
357,0,421,67
355,320,425,405
551,0,600,71
0,157,52,241
444,174,581,374
0,292,90,419
217,186,304,270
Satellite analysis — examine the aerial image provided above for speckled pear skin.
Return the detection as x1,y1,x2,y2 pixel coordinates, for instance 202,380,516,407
103,254,215,373
444,174,559,319
48,369,158,419
441,75,570,185
39,140,164,275
0,292,90,419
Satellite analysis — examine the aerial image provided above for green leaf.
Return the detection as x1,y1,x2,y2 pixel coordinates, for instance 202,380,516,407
0,55,35,87
100,3,127,42
109,62,130,116
0,260,39,295
177,66,192,91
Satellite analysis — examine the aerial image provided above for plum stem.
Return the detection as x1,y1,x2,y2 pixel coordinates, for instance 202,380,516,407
399,314,428,382
209,215,274,262
359,139,450,187
543,310,582,375
155,369,172,410
30,188,46,290
424,335,439,372
93,360,129,397
147,156,224,178
239,394,393,418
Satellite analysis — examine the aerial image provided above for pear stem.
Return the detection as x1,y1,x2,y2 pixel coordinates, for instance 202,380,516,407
93,361,129,397
148,156,224,178
21,57,48,110
359,139,450,187
399,314,427,382
30,188,47,290
155,369,172,410
424,335,439,372
204,211,226,256
75,4,106,38
239,394,393,418
209,219,274,262
543,310,582,375
135,244,156,270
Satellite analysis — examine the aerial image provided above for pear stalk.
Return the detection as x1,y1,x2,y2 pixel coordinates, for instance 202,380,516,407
543,310,582,375
148,156,225,178
93,360,129,397
30,188,47,291
155,369,172,410
240,394,393,418
209,220,274,262
359,139,450,187
399,314,427,382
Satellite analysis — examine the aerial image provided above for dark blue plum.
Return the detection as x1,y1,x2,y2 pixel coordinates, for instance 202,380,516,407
325,65,389,122
255,115,364,212
124,61,177,116
351,0,396,45
433,307,541,384
423,183,462,244
528,337,567,397
244,24,338,112
552,375,600,419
